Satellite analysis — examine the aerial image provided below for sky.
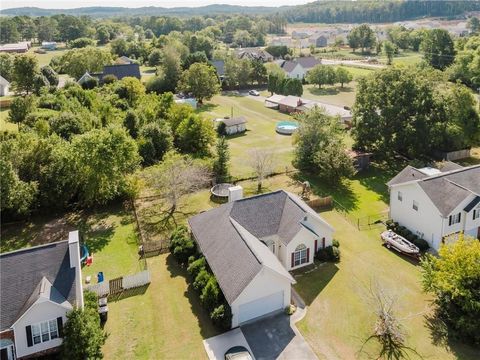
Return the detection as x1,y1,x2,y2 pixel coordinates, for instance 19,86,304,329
2,0,313,10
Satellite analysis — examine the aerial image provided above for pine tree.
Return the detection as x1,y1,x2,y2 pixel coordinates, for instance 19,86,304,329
213,137,230,183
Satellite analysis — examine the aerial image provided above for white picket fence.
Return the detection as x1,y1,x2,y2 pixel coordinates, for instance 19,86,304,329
85,270,151,297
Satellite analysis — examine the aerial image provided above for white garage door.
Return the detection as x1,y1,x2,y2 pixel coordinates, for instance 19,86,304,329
238,291,284,324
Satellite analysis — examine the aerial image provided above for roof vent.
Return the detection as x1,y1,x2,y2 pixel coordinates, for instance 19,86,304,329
228,185,243,202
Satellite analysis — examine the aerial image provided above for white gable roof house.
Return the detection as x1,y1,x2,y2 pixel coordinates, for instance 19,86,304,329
278,56,321,79
188,190,334,328
387,163,480,251
0,231,84,360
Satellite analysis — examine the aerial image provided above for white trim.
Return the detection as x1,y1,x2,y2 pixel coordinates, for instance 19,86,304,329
11,299,72,328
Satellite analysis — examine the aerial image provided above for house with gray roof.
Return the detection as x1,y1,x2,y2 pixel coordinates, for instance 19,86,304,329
0,231,84,360
188,190,334,327
387,164,480,251
279,56,321,79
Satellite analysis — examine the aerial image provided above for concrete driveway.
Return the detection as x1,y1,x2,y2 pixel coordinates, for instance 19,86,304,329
203,328,255,360
241,313,317,360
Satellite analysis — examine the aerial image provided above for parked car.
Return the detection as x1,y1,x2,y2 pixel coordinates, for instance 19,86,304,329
248,90,260,96
224,346,253,360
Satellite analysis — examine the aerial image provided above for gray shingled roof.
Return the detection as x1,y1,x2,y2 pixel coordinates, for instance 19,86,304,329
102,63,141,80
188,190,310,304
222,116,247,127
296,56,321,69
418,165,480,216
0,241,77,331
387,165,428,186
211,60,225,76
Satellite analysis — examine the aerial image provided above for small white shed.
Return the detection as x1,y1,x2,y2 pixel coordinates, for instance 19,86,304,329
219,116,247,135
0,76,10,96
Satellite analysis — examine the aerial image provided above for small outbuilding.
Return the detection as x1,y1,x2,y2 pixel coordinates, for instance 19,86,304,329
41,42,57,50
217,116,247,135
347,150,372,171
0,76,10,96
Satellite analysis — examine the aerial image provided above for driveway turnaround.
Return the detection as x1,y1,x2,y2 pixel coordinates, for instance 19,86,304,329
203,328,255,360
241,313,318,360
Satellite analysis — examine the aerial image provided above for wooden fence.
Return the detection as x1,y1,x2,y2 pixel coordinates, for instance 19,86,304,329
306,196,333,211
85,270,151,299
433,149,471,161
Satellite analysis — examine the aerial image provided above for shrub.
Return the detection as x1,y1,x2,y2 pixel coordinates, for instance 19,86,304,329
316,245,340,262
412,238,429,252
201,277,220,312
81,77,98,90
332,239,340,248
169,226,197,265
210,304,232,330
187,256,206,278
9,95,36,124
193,269,211,291
216,121,226,136
102,74,117,85
284,304,296,315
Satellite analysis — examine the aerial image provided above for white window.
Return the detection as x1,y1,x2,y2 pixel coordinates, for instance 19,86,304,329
474,208,480,220
30,319,59,345
397,191,403,202
412,200,418,211
31,324,41,345
49,319,58,340
449,213,461,226
294,244,308,267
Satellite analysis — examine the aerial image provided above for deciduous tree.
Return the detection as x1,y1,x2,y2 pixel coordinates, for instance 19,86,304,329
177,63,221,104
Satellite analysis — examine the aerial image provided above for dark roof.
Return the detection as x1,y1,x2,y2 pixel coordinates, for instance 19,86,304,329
211,60,225,76
102,63,141,80
188,191,312,304
418,165,480,216
464,196,480,213
296,56,321,69
387,165,428,186
0,241,77,331
281,60,297,73
222,116,247,126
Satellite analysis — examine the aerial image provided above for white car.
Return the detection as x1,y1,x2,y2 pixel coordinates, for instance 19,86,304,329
248,90,260,96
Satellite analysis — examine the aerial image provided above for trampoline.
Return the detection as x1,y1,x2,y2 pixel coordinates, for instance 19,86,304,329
210,183,235,201
276,121,299,135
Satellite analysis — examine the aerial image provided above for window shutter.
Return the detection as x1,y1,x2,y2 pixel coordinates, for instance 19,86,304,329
449,215,452,226
458,213,461,222
291,253,294,268
322,237,325,249
26,325,33,347
57,317,64,338
314,240,318,253
307,248,310,263
474,210,477,220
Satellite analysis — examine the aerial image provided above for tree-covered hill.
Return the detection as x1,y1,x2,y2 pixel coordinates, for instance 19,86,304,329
2,1,480,21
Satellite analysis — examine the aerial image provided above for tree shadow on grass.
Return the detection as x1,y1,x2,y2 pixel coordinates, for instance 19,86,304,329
292,172,359,213
196,103,219,114
424,312,480,359
293,261,339,306
165,254,220,339
356,162,406,205
308,87,340,96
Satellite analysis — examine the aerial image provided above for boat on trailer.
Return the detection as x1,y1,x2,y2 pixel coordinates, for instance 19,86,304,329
381,230,420,257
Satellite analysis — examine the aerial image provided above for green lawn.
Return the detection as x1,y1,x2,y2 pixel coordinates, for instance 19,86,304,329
199,94,296,178
295,211,479,360
28,46,69,67
0,108,18,132
101,254,218,360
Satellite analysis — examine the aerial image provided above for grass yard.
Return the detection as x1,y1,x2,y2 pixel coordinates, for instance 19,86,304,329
294,211,479,360
28,46,68,67
101,254,218,360
303,83,357,108
199,94,296,178
0,108,18,132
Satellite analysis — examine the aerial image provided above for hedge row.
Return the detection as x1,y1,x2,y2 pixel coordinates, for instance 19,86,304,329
385,220,429,251
169,226,232,329
315,239,341,262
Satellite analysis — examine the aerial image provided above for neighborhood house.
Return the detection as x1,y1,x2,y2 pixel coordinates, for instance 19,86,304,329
188,190,334,328
276,56,321,79
0,231,84,360
388,164,480,251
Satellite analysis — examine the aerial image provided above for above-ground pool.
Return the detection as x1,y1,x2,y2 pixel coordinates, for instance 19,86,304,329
276,121,299,135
